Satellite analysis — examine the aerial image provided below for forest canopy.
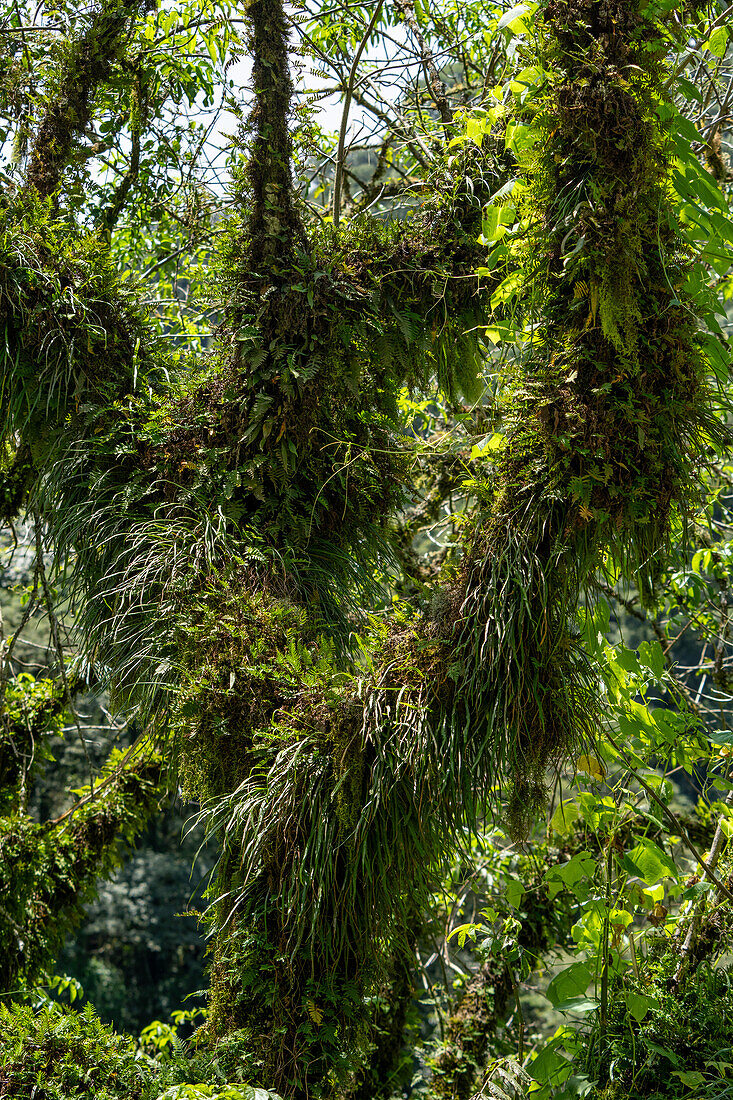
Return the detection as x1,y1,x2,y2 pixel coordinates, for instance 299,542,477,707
2,0,733,1099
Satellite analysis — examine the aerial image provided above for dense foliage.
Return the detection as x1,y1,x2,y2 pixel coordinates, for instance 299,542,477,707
1,0,733,1097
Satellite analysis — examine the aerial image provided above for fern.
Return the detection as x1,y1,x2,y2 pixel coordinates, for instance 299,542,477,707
475,1058,532,1100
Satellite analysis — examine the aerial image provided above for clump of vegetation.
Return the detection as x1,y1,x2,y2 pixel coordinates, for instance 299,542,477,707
455,0,729,830
0,1002,160,1100
0,674,67,811
0,734,163,992
588,937,733,1098
0,1000,280,1100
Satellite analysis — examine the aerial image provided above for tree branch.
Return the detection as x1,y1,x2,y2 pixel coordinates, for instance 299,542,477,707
26,0,142,200
395,0,452,128
333,0,385,227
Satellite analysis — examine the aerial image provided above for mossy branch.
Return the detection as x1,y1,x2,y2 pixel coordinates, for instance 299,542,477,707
245,0,304,271
26,0,143,200
0,742,164,993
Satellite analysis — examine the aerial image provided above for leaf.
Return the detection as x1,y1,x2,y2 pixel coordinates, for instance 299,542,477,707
504,122,536,164
671,1070,706,1088
483,1082,512,1100
529,1039,573,1085
467,117,489,147
505,876,524,909
546,962,592,1008
613,646,642,675
576,754,606,780
447,922,479,947
703,26,728,58
552,996,600,1015
638,640,665,679
497,3,529,30
627,992,658,1022
609,907,633,930
645,1041,680,1066
544,852,596,898
480,202,516,243
549,799,580,835
624,838,678,885
490,178,520,204
471,433,505,459
490,272,523,309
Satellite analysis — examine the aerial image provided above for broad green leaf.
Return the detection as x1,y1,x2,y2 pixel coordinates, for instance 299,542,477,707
490,271,523,309
671,1069,706,1088
613,647,642,675
466,116,488,147
529,1040,573,1085
553,996,600,1015
677,76,703,103
638,640,665,679
576,793,617,829
549,799,580,836
624,838,678,885
447,922,479,947
642,881,665,903
609,908,633,929
546,962,591,1008
471,433,505,458
505,123,537,166
505,875,524,909
627,992,658,1022
544,852,596,897
703,26,728,57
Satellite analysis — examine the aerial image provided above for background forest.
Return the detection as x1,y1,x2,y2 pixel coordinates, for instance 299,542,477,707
2,0,733,1098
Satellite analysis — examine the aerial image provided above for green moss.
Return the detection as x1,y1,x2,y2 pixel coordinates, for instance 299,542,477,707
26,0,141,200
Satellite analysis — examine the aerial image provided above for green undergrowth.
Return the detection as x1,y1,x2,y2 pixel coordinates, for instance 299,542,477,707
0,1002,161,1100
0,1001,280,1100
588,944,733,1098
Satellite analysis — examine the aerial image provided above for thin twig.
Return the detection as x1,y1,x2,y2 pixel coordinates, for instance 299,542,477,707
332,0,385,227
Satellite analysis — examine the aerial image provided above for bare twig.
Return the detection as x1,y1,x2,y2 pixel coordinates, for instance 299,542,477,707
395,0,452,127
332,0,385,227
